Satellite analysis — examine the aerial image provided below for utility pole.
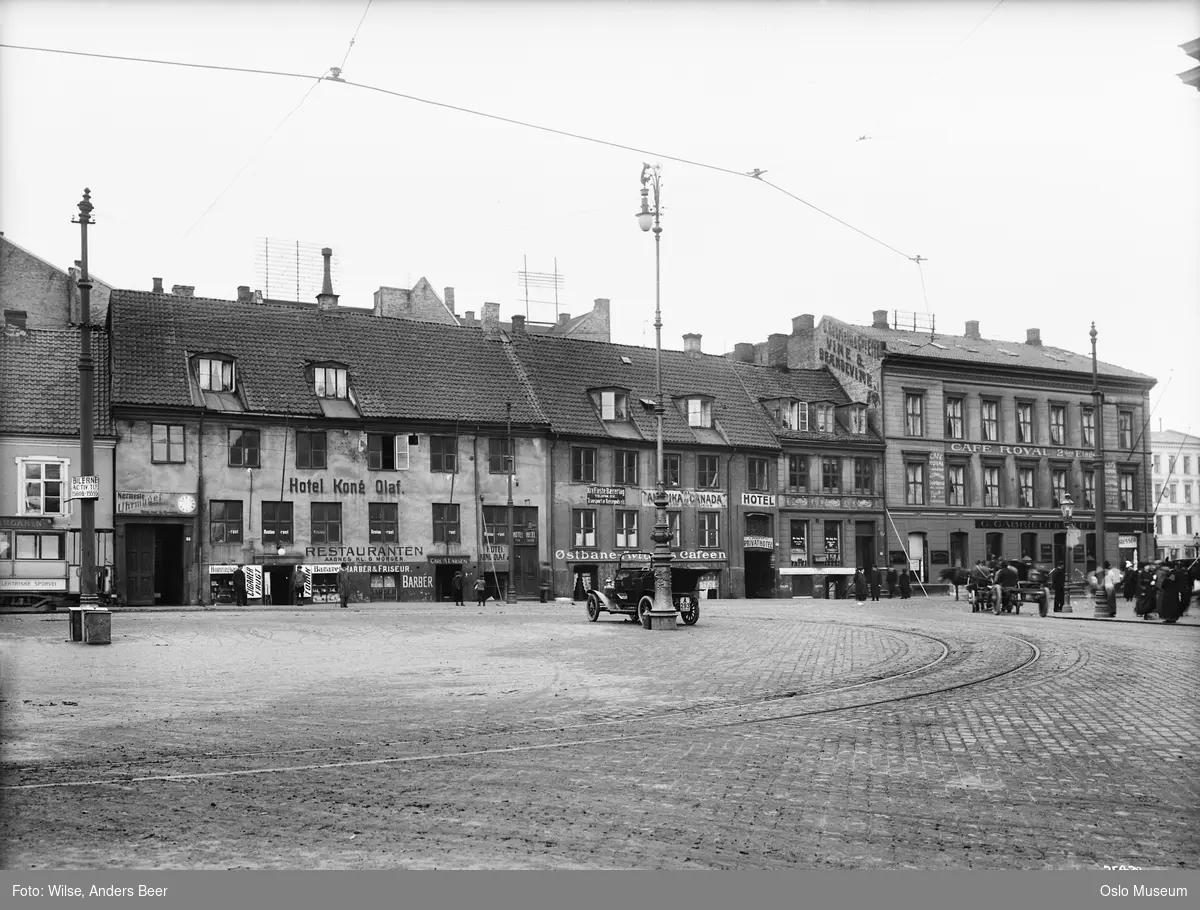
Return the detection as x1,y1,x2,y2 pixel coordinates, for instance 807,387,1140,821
506,401,517,604
1090,322,1111,617
73,189,99,611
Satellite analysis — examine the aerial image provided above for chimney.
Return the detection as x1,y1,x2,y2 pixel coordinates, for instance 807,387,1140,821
171,285,194,297
965,320,981,340
444,287,456,314
464,310,476,324
768,333,788,370
732,342,755,363
792,314,815,334
1025,328,1042,346
683,333,702,357
872,309,889,329
482,302,501,338
558,313,571,325
152,277,164,294
237,285,252,303
317,247,339,310
252,289,263,304
511,314,527,335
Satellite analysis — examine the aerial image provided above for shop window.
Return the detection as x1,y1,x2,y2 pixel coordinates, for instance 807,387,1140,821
296,430,326,469
369,574,397,602
790,520,808,566
311,502,342,544
0,530,10,560
822,521,842,567
18,458,67,515
429,436,458,473
432,503,460,544
228,429,260,467
151,423,185,463
210,500,244,543
369,502,399,543
262,501,293,545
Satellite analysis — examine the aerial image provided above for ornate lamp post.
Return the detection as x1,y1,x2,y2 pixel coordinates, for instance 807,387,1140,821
72,190,99,614
637,163,676,630
1090,323,1113,617
1060,492,1075,610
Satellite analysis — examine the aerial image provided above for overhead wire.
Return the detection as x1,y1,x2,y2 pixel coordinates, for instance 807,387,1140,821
340,0,374,73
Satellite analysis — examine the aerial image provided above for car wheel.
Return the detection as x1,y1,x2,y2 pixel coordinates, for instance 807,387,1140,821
638,596,654,623
680,596,699,626
586,595,601,622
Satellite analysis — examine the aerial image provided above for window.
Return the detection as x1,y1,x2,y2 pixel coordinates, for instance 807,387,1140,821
848,405,867,435
197,357,235,391
0,531,9,560
945,397,964,439
697,454,719,489
947,463,966,506
1185,483,1193,504
1170,515,1178,535
1118,411,1133,449
1169,455,1177,473
667,511,681,548
296,430,326,469
981,400,999,441
15,532,64,559
698,511,720,548
1185,456,1192,474
1016,402,1034,444
787,454,809,492
821,457,841,494
780,400,808,431
852,458,874,494
1018,466,1035,508
1154,483,1162,503
814,404,835,433
596,390,629,421
904,393,924,436
482,506,509,545
210,500,243,543
311,502,342,544
1155,516,1163,535
369,574,397,602
1187,516,1194,535
228,429,260,467
489,438,512,474
1153,454,1161,473
983,466,1001,508
1168,484,1177,504
368,503,399,543
572,509,596,547
1081,407,1095,447
314,365,348,399
152,423,185,463
1082,470,1095,509
687,398,713,428
1118,474,1134,511
571,447,597,483
790,520,808,565
261,501,293,546
615,450,639,486
616,510,639,549
664,454,681,488
432,503,460,544
18,459,66,515
905,462,925,505
748,457,769,492
1049,405,1066,446
429,436,457,473
368,433,409,471
1052,468,1069,507
745,514,772,537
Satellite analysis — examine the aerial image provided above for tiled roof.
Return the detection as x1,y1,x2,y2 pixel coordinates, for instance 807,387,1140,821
507,334,788,450
108,291,543,424
0,328,113,436
729,361,882,444
842,320,1155,382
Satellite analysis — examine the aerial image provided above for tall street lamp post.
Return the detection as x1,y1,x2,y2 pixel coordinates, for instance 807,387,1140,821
1090,323,1112,617
73,190,98,613
637,163,676,630
1060,492,1075,611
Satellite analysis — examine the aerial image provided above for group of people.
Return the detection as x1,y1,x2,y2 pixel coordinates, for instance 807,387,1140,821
852,566,913,603
1125,558,1195,623
964,557,1038,613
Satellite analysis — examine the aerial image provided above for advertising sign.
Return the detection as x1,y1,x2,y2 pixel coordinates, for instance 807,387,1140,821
70,475,100,500
743,536,774,550
586,486,626,505
741,493,776,508
1118,535,1137,548
117,491,197,515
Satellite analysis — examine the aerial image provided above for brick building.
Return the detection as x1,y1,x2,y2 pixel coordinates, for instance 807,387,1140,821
1,233,113,329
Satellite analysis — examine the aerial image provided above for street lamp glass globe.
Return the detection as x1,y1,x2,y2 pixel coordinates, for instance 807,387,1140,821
636,209,653,232
277,547,286,557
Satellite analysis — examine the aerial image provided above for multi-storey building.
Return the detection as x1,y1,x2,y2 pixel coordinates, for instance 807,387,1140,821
740,310,1157,581
1150,429,1200,559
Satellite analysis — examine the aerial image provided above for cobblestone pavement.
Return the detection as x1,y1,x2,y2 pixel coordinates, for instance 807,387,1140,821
1,596,1196,869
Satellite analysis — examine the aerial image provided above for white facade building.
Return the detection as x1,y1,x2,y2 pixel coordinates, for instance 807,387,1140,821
1150,429,1200,559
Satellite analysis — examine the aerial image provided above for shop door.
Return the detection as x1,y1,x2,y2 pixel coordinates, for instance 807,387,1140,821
154,525,184,605
907,532,927,582
855,521,875,571
513,546,539,596
950,531,969,569
744,551,774,598
125,525,155,605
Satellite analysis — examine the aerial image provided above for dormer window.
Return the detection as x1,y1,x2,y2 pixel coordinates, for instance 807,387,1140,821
591,389,630,421
814,403,835,433
686,397,713,428
849,405,867,434
774,399,807,431
314,364,348,399
197,356,236,392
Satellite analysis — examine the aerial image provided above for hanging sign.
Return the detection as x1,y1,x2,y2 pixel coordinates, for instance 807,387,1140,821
70,475,100,500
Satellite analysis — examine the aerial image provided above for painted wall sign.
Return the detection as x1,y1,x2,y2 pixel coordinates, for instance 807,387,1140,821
928,451,945,506
116,491,196,515
741,493,776,508
780,495,878,511
586,486,626,504
639,489,728,508
482,544,510,561
557,549,652,562
948,442,1094,460
0,578,67,591
288,477,402,496
0,516,54,530
743,536,775,550
427,555,468,565
1040,544,1054,561
1118,535,1137,548
70,475,100,500
817,319,882,408
930,550,949,565
304,545,425,562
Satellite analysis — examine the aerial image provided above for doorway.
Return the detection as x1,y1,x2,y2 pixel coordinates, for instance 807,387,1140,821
855,521,875,571
512,546,539,597
1020,532,1038,563
125,524,184,605
435,564,465,601
907,531,927,583
125,525,155,605
266,566,293,605
950,531,969,569
744,551,774,598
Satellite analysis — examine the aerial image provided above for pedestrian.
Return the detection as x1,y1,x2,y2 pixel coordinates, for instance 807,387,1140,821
853,567,867,604
338,562,351,609
1122,561,1138,603
886,566,898,598
573,573,586,603
539,562,552,603
869,566,882,602
1158,560,1184,623
1051,562,1065,612
898,568,912,600
1102,560,1121,615
1135,561,1157,619
452,570,465,606
473,574,487,606
293,569,306,606
993,560,1019,613
233,564,247,606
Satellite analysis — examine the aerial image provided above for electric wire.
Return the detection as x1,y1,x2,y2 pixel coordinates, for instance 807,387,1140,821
0,42,314,80
339,0,374,73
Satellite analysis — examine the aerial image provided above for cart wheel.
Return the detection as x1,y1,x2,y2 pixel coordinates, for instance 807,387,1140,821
680,596,699,626
586,595,601,622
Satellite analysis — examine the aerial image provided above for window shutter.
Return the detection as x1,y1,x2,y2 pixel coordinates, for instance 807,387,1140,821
395,435,410,470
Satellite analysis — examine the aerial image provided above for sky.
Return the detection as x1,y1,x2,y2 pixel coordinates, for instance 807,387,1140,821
2,0,1197,435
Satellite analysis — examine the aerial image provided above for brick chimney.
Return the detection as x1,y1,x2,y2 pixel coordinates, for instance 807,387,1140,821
171,285,194,297
464,310,476,325
965,320,981,340
511,314,527,335
237,286,252,303
732,342,756,363
792,314,815,334
683,333,702,358
768,333,788,370
482,302,501,338
558,313,572,325
872,309,889,329
1025,328,1042,346
316,247,339,310
444,287,455,314
152,277,164,294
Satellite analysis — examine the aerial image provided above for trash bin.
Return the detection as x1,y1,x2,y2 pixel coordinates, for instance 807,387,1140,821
68,606,87,642
82,608,111,645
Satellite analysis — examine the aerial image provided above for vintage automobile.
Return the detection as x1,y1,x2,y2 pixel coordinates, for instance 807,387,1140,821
586,561,701,626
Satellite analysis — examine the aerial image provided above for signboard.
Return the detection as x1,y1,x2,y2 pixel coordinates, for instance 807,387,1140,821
1040,544,1053,562
948,442,1094,460
1072,544,1085,560
927,452,945,507
1118,535,1137,548
428,555,467,565
117,491,197,515
889,550,907,564
0,578,67,591
743,536,774,550
639,489,728,508
70,475,100,500
741,493,776,508
586,486,626,505
1104,461,1119,512
483,544,510,562
0,516,54,530
930,550,949,565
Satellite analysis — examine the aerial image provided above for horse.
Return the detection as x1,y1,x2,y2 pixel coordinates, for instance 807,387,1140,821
939,566,969,600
